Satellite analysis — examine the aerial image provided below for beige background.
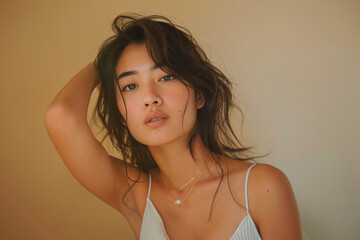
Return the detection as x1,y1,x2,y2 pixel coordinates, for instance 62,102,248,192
1,0,359,239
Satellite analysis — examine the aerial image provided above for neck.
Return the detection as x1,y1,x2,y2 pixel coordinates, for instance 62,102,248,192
148,136,211,189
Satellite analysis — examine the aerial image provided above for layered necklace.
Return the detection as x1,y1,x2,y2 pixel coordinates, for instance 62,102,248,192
161,169,201,206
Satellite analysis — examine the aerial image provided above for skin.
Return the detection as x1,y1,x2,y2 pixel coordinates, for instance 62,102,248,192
44,43,302,239
115,44,201,148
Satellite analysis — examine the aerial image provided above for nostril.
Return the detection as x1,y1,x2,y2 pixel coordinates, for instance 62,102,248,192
145,99,159,107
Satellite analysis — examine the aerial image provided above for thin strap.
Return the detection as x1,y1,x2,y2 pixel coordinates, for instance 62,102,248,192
245,163,257,213
147,173,152,199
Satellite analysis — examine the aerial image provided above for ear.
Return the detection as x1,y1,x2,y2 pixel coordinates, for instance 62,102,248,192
196,93,205,109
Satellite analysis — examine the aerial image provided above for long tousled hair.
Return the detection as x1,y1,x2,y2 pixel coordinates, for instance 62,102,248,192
94,14,256,215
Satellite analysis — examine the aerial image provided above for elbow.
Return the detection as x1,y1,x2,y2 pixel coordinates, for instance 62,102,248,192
44,103,79,134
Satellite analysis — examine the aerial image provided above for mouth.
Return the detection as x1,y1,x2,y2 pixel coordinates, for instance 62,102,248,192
145,112,169,128
145,111,169,124
148,117,166,123
146,118,168,127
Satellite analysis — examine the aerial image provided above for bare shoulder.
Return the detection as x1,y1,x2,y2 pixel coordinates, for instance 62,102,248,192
248,163,302,239
111,158,151,232
248,163,295,209
250,163,290,193
226,161,289,191
111,156,150,211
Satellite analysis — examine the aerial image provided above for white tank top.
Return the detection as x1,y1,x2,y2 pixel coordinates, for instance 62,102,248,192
140,163,262,240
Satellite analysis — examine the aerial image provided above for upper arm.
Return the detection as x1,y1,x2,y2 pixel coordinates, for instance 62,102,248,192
44,103,142,214
249,164,302,240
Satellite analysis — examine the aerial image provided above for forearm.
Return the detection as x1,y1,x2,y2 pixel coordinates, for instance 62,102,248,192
46,62,99,122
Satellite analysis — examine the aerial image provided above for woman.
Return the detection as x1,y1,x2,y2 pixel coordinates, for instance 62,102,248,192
45,14,302,239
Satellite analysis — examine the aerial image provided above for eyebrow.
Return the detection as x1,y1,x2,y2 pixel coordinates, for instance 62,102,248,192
117,64,161,81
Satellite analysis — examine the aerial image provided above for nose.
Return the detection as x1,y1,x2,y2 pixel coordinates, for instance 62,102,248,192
143,84,162,108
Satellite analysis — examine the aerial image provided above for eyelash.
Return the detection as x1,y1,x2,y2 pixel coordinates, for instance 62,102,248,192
160,75,174,81
121,75,174,91
122,84,137,91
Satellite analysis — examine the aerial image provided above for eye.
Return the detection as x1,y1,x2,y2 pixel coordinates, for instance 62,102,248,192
122,84,138,91
159,75,174,82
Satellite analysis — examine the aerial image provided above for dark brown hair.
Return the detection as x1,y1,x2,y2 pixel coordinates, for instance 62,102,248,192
94,14,256,214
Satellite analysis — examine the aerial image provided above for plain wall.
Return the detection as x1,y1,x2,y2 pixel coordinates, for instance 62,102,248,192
1,0,359,239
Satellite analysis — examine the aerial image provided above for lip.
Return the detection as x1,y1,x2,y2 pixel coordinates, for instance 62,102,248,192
146,118,168,127
144,111,169,127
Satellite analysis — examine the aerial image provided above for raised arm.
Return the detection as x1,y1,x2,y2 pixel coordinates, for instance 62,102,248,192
44,63,140,213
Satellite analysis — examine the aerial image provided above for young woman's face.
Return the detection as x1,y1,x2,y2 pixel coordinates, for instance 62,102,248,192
115,44,204,147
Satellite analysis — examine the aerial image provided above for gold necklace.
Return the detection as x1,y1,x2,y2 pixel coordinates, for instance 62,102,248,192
178,169,201,193
161,171,201,206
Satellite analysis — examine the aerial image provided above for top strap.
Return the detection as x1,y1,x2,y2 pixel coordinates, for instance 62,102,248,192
147,173,152,199
245,163,257,213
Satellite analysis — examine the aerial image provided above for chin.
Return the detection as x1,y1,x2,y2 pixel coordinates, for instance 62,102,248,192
136,134,189,148
139,139,176,147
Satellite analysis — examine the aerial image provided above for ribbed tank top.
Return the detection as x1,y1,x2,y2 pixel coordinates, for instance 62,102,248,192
140,163,262,240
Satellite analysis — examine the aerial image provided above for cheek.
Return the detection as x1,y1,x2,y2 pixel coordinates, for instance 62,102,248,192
116,95,126,119
167,85,191,105
116,96,141,131
116,93,132,121
168,88,198,121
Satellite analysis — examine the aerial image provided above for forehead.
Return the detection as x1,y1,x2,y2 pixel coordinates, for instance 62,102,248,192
116,44,154,74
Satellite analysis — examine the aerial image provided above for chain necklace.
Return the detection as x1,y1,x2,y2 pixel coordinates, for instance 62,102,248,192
161,171,201,206
178,169,201,193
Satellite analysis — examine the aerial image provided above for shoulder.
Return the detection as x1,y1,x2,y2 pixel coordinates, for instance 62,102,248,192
109,155,150,191
110,156,150,214
228,161,287,188
249,163,290,194
247,163,294,210
248,163,302,239
229,162,291,206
